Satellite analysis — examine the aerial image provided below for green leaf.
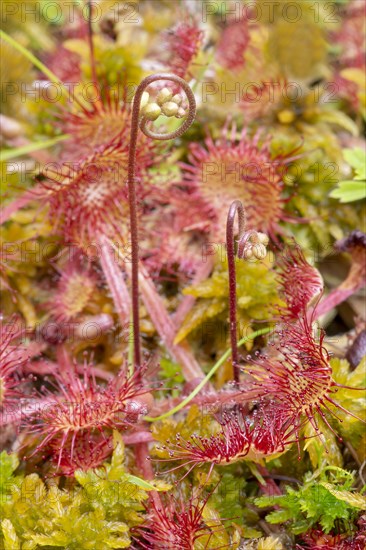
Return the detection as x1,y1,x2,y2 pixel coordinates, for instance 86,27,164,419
330,147,366,202
265,509,293,524
328,357,366,457
320,483,366,510
343,147,366,180
174,298,225,344
0,135,69,161
330,181,366,202
303,419,343,468
253,536,286,549
255,467,361,534
125,474,171,492
0,434,157,547
0,451,19,491
0,29,67,90
111,430,125,468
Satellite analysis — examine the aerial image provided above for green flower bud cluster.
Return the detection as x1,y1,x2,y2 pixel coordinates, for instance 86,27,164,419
139,88,188,121
241,232,269,260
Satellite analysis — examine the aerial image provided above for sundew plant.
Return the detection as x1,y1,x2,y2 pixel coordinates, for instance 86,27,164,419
1,1,366,549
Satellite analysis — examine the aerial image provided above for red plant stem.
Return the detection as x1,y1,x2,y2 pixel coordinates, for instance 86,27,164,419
257,465,282,496
109,237,204,380
127,73,196,371
25,359,113,381
135,441,154,479
312,287,356,320
98,234,131,324
134,440,163,510
124,432,154,445
226,200,246,383
87,0,99,93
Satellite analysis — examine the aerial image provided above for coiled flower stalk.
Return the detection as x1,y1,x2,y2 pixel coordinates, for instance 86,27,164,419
127,74,196,370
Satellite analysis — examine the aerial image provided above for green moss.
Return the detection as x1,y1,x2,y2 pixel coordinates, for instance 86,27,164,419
175,256,281,349
0,434,169,549
255,465,364,535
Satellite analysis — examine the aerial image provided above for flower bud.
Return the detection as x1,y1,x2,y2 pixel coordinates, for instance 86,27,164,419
176,107,187,119
0,114,22,139
140,91,150,110
157,87,173,105
143,103,161,121
161,101,179,117
253,243,267,259
171,94,183,105
257,232,269,246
